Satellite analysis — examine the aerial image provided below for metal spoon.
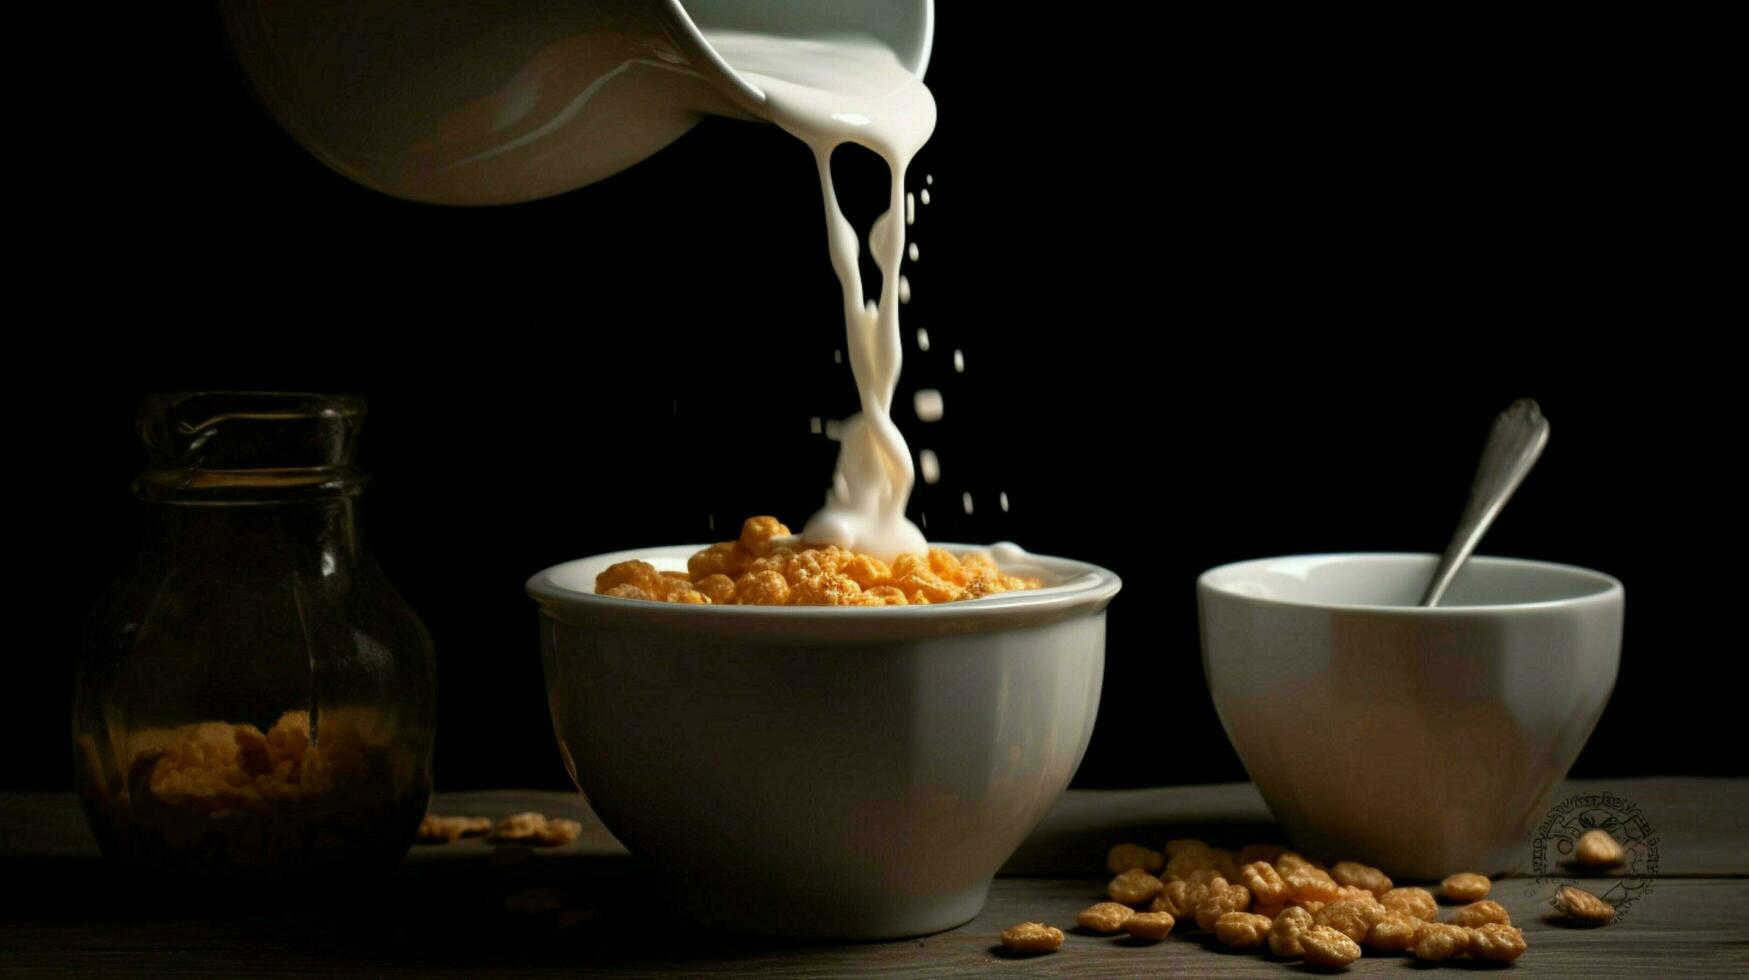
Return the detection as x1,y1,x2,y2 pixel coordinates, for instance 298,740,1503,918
1420,398,1551,607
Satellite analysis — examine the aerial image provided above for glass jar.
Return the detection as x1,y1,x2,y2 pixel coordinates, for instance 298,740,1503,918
74,392,436,881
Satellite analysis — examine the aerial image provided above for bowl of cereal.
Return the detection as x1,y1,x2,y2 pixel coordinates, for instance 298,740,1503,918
1197,553,1623,880
527,518,1120,939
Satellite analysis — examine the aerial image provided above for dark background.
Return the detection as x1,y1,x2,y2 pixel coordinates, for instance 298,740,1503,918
15,7,1733,792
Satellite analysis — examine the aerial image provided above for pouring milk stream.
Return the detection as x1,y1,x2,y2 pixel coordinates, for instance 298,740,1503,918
224,3,939,559
704,31,935,559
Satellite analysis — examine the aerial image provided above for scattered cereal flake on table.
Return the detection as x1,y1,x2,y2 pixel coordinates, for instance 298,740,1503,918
1194,879,1253,931
1380,886,1439,921
1152,878,1197,918
491,811,583,846
1469,922,1529,962
1268,906,1316,957
1554,884,1616,925
1364,910,1420,951
1452,899,1511,927
999,921,1063,954
1328,860,1392,896
1413,921,1472,961
1122,911,1175,941
1285,866,1340,904
1240,860,1290,905
1107,868,1164,905
1076,901,1135,933
414,814,492,844
1213,911,1271,948
1300,923,1363,968
1441,871,1492,902
1314,898,1386,943
1574,828,1626,868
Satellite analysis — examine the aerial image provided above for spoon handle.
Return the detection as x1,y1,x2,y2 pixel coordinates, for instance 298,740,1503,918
1420,398,1551,607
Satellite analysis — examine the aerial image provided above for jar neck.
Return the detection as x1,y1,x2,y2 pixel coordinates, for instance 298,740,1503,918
142,497,368,568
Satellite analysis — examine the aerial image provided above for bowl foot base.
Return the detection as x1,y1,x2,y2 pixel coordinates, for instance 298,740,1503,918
662,877,992,941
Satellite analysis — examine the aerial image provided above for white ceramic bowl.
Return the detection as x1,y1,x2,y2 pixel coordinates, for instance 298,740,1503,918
1198,554,1623,880
527,545,1120,939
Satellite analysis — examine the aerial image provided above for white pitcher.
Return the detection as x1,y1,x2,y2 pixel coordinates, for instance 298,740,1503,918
220,0,934,206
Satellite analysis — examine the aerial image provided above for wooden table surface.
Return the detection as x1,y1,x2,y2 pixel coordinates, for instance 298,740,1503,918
3,778,1744,977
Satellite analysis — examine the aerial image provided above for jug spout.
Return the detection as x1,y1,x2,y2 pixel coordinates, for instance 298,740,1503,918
221,0,934,206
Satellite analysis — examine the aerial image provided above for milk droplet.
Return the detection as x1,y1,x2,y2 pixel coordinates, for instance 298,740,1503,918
908,242,919,262
708,513,715,531
920,188,931,205
899,275,912,304
915,326,929,350
961,492,974,515
913,389,943,422
824,419,843,441
919,449,940,484
925,174,934,185
999,491,1009,512
809,416,823,434
833,348,842,364
952,349,964,373
906,192,915,225
920,511,929,528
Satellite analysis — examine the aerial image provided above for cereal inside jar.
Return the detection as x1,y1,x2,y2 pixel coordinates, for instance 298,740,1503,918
75,393,436,882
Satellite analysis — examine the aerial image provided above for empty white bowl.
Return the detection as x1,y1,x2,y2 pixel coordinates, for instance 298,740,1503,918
1197,553,1623,880
527,544,1120,938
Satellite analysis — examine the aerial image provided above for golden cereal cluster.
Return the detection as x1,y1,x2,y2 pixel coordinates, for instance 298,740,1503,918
1004,839,1561,967
595,516,1042,606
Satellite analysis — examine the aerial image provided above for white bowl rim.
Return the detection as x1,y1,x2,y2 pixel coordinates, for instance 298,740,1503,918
1197,552,1623,615
527,542,1121,637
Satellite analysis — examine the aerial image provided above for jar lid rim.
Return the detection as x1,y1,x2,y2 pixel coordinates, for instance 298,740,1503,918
137,391,368,475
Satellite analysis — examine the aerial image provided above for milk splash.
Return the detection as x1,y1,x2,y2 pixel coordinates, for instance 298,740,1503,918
704,31,936,561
